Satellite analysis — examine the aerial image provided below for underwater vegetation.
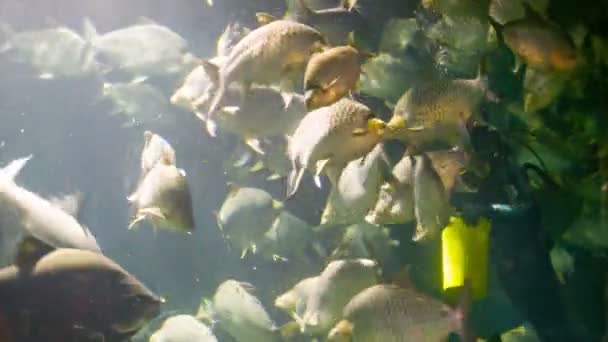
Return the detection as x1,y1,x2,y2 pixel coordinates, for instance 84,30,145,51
0,0,607,341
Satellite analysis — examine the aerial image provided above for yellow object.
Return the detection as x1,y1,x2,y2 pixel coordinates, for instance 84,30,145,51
442,216,491,300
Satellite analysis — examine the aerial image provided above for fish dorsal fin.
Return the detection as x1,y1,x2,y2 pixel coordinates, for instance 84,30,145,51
238,281,257,295
143,130,154,147
225,182,240,197
135,16,158,26
391,265,414,288
48,191,85,220
0,155,32,181
15,236,54,273
347,31,356,47
296,0,315,16
82,17,98,40
255,12,278,27
200,59,220,85
522,2,545,22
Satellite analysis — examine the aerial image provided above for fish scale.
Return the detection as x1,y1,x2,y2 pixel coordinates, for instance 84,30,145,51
400,78,483,129
331,284,458,342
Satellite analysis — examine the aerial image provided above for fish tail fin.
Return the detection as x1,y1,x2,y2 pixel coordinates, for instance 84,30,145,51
255,12,278,27
342,0,362,13
128,214,145,230
206,118,219,137
0,155,32,181
296,0,315,18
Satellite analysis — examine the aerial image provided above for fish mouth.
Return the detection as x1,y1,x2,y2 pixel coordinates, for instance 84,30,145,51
367,118,387,136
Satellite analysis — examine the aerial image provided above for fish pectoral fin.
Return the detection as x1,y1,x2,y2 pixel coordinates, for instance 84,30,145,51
267,173,282,181
412,224,426,242
245,138,265,155
272,254,289,262
128,213,146,230
206,119,219,137
221,106,240,115
38,72,55,80
512,56,523,74
280,91,295,109
315,159,330,177
272,199,284,210
139,207,166,220
406,126,426,132
324,76,342,90
351,127,368,136
286,166,306,199
249,160,265,173
291,311,307,332
127,191,139,205
279,321,301,340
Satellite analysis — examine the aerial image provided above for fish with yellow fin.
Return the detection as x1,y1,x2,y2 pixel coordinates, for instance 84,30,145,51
296,258,380,336
199,19,327,136
304,34,374,110
321,144,388,226
327,282,471,342
489,3,579,73
286,98,386,198
384,61,490,153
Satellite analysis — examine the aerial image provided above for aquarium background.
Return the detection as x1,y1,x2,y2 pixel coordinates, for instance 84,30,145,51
0,0,606,341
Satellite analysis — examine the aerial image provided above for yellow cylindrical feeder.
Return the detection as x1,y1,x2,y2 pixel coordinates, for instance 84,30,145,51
441,216,491,301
